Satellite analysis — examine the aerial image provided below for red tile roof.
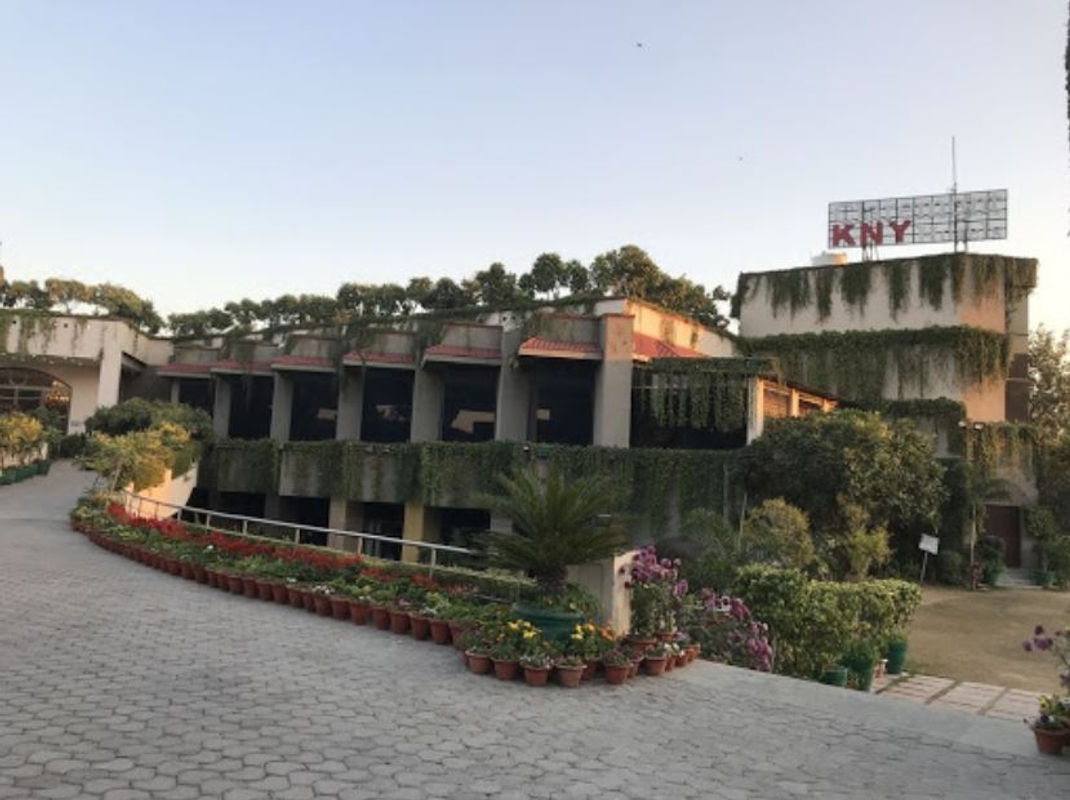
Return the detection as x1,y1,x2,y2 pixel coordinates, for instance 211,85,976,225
157,362,213,376
342,351,416,366
424,344,501,362
271,355,334,371
632,332,705,360
518,337,601,359
210,360,274,375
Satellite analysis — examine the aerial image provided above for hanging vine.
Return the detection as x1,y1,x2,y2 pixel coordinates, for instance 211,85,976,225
741,326,1010,404
734,254,1037,321
634,358,763,433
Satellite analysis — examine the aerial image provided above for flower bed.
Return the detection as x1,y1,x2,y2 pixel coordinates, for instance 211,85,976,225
70,497,707,689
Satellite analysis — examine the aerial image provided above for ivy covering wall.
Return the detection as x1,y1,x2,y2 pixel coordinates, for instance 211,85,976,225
732,253,1038,321
740,326,1009,404
0,311,58,355
199,438,742,526
632,357,770,433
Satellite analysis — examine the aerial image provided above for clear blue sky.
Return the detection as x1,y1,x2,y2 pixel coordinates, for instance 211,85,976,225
1,1,1067,330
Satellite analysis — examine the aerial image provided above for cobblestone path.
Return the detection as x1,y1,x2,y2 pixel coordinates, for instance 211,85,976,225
2,464,1068,799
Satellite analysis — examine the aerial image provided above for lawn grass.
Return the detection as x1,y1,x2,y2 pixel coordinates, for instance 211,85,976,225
906,585,1070,692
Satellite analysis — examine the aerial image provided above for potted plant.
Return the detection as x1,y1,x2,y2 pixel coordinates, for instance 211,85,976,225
555,655,585,688
490,639,521,681
461,628,491,675
520,638,554,687
346,583,373,624
423,594,452,644
1026,695,1070,755
842,640,879,692
884,633,908,675
482,468,627,641
389,599,412,634
601,648,632,685
310,584,334,616
642,643,670,676
369,586,395,629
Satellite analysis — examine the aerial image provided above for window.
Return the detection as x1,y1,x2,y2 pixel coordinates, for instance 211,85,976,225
228,375,273,439
763,387,790,419
289,373,337,441
0,368,71,430
361,368,414,443
441,366,497,442
534,361,595,445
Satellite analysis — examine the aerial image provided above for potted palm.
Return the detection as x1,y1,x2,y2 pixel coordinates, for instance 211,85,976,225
483,468,627,641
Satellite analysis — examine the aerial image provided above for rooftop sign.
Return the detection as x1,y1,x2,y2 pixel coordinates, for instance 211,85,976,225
828,189,1007,248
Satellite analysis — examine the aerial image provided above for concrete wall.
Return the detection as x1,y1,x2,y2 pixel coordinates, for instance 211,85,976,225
738,260,1008,338
626,300,737,357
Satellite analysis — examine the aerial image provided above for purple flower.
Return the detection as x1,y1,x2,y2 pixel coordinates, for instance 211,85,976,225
1023,640,1034,652
1034,625,1045,636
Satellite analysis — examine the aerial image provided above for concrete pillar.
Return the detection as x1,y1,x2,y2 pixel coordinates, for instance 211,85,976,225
495,329,532,441
96,334,122,410
746,377,764,443
327,499,365,552
592,314,633,448
336,369,363,440
1005,286,1031,423
566,550,637,634
401,501,440,563
212,377,232,438
410,368,444,442
169,380,181,404
269,372,293,442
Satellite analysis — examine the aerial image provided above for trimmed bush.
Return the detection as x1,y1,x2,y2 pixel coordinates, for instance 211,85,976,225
733,565,921,678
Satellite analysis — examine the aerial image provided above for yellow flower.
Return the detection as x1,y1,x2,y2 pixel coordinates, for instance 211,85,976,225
570,633,582,641
523,631,536,639
507,621,519,631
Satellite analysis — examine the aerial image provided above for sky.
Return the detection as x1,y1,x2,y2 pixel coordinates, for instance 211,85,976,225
1,1,1067,331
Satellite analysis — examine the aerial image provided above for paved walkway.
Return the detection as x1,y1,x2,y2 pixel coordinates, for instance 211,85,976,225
2,464,1068,800
874,673,1042,721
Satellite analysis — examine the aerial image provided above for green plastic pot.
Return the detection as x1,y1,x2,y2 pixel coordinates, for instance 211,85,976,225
819,666,848,687
511,603,585,641
0,471,14,486
886,640,908,675
15,465,36,482
1037,570,1055,588
852,666,875,692
36,460,51,475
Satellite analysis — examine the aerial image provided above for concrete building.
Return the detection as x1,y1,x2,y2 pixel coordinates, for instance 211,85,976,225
734,252,1038,568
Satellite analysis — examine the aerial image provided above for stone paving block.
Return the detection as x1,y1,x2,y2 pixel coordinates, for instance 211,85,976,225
2,463,1069,800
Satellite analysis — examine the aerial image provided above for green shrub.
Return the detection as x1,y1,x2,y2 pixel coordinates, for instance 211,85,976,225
58,433,86,458
733,565,921,679
935,550,966,585
741,498,817,570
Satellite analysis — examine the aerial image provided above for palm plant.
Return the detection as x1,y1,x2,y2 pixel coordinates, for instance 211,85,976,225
484,467,628,599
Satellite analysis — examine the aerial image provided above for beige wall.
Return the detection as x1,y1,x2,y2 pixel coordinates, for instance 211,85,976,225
738,261,1007,338
626,300,737,357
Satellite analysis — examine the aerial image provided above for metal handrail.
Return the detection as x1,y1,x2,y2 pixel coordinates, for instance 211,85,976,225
117,489,476,572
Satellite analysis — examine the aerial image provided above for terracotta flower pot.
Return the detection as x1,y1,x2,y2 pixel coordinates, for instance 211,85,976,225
644,656,668,677
193,565,208,584
371,606,391,630
242,577,259,598
349,601,369,625
466,651,491,675
287,586,305,608
675,653,688,668
523,666,551,687
314,595,332,616
686,645,699,663
271,583,289,604
657,631,675,643
604,664,630,685
448,620,469,649
410,615,431,641
581,660,598,681
228,575,246,595
205,570,217,588
302,592,317,612
180,562,195,580
389,610,410,634
628,659,642,679
492,659,519,681
626,637,656,655
330,597,350,620
1033,727,1068,755
257,580,275,602
429,619,452,645
556,666,584,688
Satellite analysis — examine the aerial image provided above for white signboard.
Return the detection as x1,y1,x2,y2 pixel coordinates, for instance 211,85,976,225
919,534,940,556
828,189,1007,248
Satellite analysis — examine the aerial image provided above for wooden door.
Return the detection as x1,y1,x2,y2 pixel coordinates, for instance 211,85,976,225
985,505,1021,568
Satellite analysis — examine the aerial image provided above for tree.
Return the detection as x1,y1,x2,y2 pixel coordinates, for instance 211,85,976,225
83,423,190,491
468,262,521,306
1030,326,1070,441
742,499,817,571
589,245,665,297
421,278,473,311
741,410,946,576
483,468,628,597
519,253,568,298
